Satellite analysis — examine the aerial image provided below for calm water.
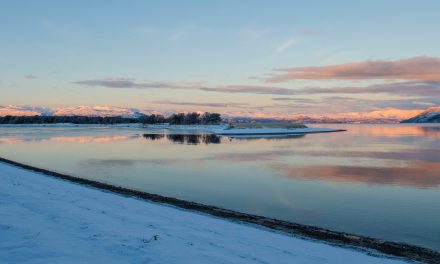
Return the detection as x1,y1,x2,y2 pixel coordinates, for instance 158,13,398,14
0,124,439,250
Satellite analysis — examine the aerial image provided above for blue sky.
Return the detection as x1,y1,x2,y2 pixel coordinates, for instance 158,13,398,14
1,0,439,117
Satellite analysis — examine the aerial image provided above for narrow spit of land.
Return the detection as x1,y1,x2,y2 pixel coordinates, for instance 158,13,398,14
0,159,437,263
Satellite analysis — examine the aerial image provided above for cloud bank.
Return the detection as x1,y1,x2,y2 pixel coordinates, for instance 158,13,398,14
73,78,440,97
202,81,440,97
151,100,248,108
73,79,202,90
261,56,440,82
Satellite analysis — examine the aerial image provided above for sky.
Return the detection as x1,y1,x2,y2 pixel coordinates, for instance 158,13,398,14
0,0,439,119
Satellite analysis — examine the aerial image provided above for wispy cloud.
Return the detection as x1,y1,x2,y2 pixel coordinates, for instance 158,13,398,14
73,78,203,90
151,100,248,108
297,81,440,97
73,78,293,95
200,85,293,95
25,75,37,79
276,37,296,53
73,78,440,97
203,81,440,97
272,97,315,103
261,56,440,82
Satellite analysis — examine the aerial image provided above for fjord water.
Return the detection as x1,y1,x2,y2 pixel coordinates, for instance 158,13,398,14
0,124,439,250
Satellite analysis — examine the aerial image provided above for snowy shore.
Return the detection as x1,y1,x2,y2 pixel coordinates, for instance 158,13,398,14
0,162,411,264
0,123,345,135
146,124,345,135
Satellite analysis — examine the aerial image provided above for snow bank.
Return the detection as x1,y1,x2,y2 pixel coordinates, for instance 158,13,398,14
212,127,344,135
0,162,407,264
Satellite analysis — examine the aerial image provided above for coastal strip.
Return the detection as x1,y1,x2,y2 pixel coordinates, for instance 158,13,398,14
214,129,346,136
0,156,438,263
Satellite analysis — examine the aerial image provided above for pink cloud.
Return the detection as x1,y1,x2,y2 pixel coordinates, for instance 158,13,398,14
73,77,439,97
151,100,248,108
73,79,202,90
262,56,440,82
270,162,440,188
202,81,440,97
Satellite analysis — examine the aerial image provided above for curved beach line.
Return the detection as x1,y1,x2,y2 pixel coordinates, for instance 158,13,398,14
0,156,438,263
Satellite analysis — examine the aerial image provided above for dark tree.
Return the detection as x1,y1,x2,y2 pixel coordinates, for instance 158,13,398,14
0,112,222,125
202,112,222,124
184,112,200,124
169,113,185,125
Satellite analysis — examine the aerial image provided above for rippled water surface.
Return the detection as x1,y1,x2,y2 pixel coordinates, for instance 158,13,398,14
0,124,439,250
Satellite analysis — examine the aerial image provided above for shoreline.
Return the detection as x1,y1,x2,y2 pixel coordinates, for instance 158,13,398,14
0,156,438,263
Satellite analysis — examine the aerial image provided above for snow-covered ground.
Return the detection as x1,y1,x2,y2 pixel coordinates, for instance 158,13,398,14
0,162,408,264
0,123,344,135
147,124,344,135
212,127,343,135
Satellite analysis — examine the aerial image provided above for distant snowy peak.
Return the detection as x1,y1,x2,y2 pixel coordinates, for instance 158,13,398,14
0,105,52,116
1,104,438,123
401,107,440,123
53,105,144,117
225,108,425,123
311,108,425,123
0,105,153,117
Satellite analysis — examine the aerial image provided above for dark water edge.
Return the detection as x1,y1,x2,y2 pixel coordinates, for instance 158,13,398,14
1,156,439,263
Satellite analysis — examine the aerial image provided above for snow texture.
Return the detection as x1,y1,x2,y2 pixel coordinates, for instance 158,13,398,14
0,162,409,264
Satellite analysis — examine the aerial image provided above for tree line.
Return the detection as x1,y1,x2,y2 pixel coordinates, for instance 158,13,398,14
151,112,222,125
0,112,222,125
142,133,221,144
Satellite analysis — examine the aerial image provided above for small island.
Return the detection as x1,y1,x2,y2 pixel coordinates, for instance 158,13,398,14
0,112,345,136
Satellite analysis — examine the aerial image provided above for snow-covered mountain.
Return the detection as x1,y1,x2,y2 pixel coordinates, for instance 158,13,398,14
52,105,147,118
295,108,425,123
224,108,425,123
401,107,440,123
0,104,436,123
0,105,150,118
0,105,52,116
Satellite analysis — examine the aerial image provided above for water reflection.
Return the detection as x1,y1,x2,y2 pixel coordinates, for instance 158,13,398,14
81,158,188,167
0,131,307,146
271,162,440,188
309,124,440,139
143,133,221,145
227,134,305,141
0,135,134,144
0,138,22,144
204,148,440,163
142,133,305,145
203,150,295,162
50,136,132,143
1,124,440,250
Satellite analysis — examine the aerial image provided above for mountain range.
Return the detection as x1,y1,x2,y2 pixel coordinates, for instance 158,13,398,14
400,107,440,123
0,105,438,123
